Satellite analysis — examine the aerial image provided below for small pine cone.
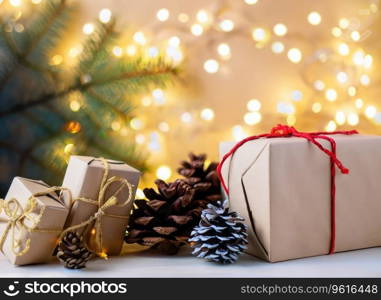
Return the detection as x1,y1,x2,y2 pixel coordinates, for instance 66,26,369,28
56,232,93,269
189,200,248,264
178,153,222,202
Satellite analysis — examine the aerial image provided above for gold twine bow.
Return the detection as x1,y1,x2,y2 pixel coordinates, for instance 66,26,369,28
60,157,134,258
0,187,70,257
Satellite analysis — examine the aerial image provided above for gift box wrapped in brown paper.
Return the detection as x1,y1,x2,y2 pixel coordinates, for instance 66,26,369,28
219,131,381,262
62,156,140,256
0,177,69,265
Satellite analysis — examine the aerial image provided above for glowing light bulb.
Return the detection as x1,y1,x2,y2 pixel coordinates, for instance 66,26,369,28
147,46,159,58
99,9,112,24
244,112,262,125
326,121,337,132
203,59,219,73
314,80,325,90
70,100,81,112
111,121,121,131
363,54,373,69
126,45,137,56
64,143,74,154
312,102,322,113
166,46,183,63
191,24,203,36
217,43,231,59
9,0,22,7
112,46,123,57
136,188,145,199
291,90,303,101
32,0,42,4
338,43,349,56
287,48,302,63
168,36,180,47
347,86,356,97
68,45,83,58
196,10,210,23
347,112,359,126
219,19,235,32
247,99,261,111
360,74,370,86
133,32,146,45
156,166,171,180
156,8,170,22
135,134,146,144
277,102,295,115
271,41,284,54
252,27,267,41
307,11,321,25
200,108,215,121
232,125,248,141
158,122,170,132
244,0,258,4
152,89,165,105
331,27,342,37
355,98,364,109
351,31,360,41
141,96,151,106
50,54,63,65
325,89,337,101
352,50,365,65
130,118,144,130
335,111,346,125
365,105,377,118
273,23,287,36
181,112,193,123
336,71,348,84
339,18,350,29
82,23,95,35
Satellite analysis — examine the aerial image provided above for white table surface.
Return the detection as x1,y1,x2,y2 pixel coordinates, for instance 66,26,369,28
1,246,381,278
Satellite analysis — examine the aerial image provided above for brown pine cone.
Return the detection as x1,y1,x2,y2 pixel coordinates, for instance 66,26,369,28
126,179,208,254
178,153,222,202
125,153,222,254
56,232,93,269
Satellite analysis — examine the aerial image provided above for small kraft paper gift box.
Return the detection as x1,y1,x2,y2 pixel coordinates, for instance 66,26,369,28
0,177,69,265
218,124,381,262
62,156,140,256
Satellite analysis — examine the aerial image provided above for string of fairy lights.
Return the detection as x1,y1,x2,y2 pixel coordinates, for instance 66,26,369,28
1,0,381,195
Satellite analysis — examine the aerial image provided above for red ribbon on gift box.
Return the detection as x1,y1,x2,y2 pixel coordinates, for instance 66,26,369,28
217,124,358,255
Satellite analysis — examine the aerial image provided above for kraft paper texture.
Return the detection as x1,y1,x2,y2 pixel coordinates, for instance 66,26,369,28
0,177,68,265
220,135,381,262
62,156,140,255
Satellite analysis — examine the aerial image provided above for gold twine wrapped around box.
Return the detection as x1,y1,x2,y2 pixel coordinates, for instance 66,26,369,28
60,157,134,258
0,186,70,257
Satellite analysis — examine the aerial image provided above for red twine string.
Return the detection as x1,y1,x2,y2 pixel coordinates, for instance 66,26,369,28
217,124,358,254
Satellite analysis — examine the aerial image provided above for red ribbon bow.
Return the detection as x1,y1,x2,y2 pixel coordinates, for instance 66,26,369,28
217,124,358,254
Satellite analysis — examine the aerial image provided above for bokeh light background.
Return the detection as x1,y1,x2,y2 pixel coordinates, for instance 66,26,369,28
3,0,381,193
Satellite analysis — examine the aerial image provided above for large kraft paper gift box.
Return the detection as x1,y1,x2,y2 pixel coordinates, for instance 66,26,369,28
219,130,381,262
0,177,69,265
62,156,140,256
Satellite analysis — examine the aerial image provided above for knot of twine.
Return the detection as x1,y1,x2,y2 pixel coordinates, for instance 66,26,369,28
217,124,358,254
0,187,70,257
59,158,133,257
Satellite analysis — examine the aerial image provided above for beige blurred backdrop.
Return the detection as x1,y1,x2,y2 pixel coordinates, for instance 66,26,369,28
78,0,380,184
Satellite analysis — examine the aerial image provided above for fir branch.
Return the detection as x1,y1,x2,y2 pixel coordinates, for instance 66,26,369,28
0,66,177,117
0,0,71,93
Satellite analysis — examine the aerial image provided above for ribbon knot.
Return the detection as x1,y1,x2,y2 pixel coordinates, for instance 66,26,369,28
217,124,358,255
270,124,297,136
